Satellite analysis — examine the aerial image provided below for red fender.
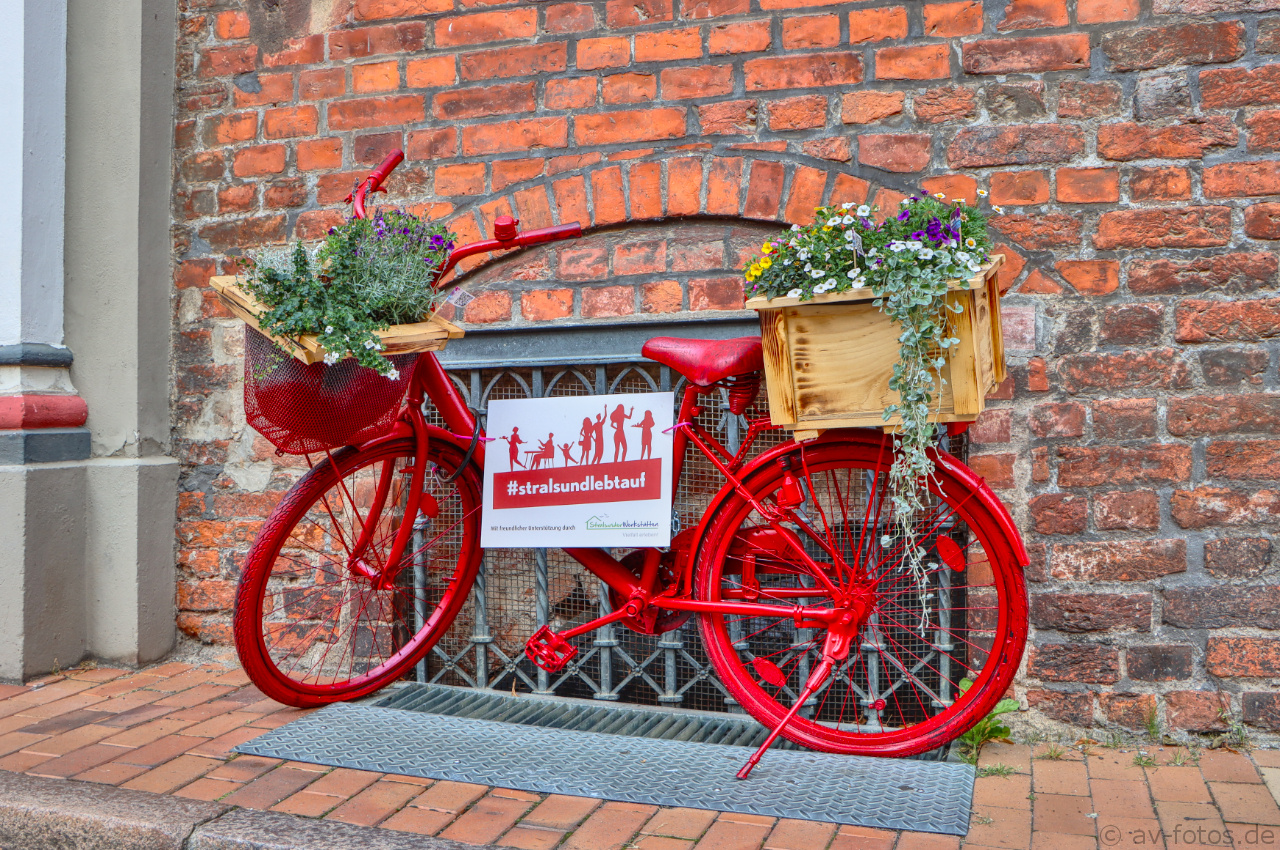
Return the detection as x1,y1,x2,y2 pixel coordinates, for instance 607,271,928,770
679,428,1028,589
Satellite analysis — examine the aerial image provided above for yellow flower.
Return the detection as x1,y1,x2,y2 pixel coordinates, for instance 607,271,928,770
749,263,761,276
760,257,773,269
822,225,832,232
761,243,773,254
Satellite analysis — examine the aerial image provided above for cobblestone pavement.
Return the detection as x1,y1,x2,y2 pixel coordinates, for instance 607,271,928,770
1,660,1278,849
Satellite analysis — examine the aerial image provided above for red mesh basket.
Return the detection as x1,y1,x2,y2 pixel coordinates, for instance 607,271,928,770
243,327,418,455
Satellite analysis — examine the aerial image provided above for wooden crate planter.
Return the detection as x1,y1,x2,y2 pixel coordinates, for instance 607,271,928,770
746,255,1006,438
209,275,464,364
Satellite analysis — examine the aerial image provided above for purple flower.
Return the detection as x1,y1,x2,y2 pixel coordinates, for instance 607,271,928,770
328,228,336,235
896,209,911,222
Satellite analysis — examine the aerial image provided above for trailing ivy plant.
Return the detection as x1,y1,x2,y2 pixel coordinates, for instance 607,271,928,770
241,208,455,377
744,194,996,590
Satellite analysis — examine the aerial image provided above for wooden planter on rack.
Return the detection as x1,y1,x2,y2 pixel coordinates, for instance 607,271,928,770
209,275,465,364
746,255,1006,439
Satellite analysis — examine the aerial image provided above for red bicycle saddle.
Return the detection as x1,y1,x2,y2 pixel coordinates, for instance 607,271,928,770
641,337,763,386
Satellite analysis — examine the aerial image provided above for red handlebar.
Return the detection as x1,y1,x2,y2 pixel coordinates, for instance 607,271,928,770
341,150,584,287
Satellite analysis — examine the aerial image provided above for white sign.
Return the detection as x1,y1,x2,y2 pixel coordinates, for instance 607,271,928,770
481,392,675,548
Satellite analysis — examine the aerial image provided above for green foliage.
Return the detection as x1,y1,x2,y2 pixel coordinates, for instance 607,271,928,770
977,763,1016,778
1041,744,1066,760
242,209,455,376
957,676,1020,764
744,195,995,575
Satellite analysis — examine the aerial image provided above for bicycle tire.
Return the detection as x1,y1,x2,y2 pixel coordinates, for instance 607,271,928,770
234,436,482,707
694,435,1027,757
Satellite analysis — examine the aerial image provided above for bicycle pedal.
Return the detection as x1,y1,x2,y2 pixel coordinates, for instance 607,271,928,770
525,626,578,673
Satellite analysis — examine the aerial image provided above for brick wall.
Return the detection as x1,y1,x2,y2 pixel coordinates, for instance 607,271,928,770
173,0,1280,741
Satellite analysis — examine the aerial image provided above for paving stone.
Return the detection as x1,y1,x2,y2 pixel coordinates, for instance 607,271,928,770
894,833,962,849
411,779,488,812
273,790,342,818
1087,750,1151,781
380,804,455,835
1032,792,1095,836
964,805,1031,850
1210,781,1280,825
72,760,151,786
1148,766,1213,803
206,754,282,783
0,768,227,849
220,766,319,809
1091,778,1157,819
121,755,222,795
326,779,424,827
631,836,695,850
174,777,242,802
763,817,837,849
439,791,534,845
1200,750,1262,784
829,824,896,850
1029,831,1096,850
521,793,601,830
561,801,658,850
16,709,114,736
1094,815,1164,850
974,773,1031,809
642,806,719,839
26,743,131,778
499,825,567,849
1033,759,1090,796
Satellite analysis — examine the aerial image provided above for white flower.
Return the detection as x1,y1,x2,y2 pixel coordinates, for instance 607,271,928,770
791,224,801,231
364,339,378,350
857,205,871,217
889,242,906,252
847,268,861,279
782,259,792,266
966,237,977,248
907,240,923,251
386,368,400,380
918,248,935,260
968,261,981,272
845,230,855,241
810,269,824,278
956,251,970,262
841,202,854,210
841,215,855,225
827,217,840,227
323,352,339,365
324,325,334,334
866,248,878,257
826,278,837,287
798,250,810,260
977,189,988,197
787,288,803,298
992,205,1004,214
804,262,813,271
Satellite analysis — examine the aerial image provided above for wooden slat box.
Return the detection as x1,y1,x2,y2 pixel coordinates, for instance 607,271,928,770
209,275,464,365
746,255,1006,436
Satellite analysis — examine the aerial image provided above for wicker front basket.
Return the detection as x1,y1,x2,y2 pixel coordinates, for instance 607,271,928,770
746,255,1007,438
209,275,464,364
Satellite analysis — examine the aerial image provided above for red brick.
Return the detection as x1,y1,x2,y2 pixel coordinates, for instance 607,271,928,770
1246,203,1280,239
203,113,257,146
1166,692,1230,732
642,280,682,313
784,166,827,226
263,35,325,68
1130,166,1191,201
948,125,1084,167
989,212,1081,248
858,135,931,172
406,56,456,89
607,0,673,27
546,78,596,110
998,0,1067,29
1029,644,1120,684
1203,63,1280,109
232,145,285,178
1029,402,1084,439
436,9,536,46
1177,298,1280,343
1029,493,1086,535
1056,168,1119,204
1205,160,1280,198
765,95,826,131
1100,303,1162,346
434,163,486,197
1057,81,1122,119
577,37,631,70
1171,486,1280,529
462,291,510,324
215,10,251,39
1057,444,1192,488
602,74,655,105
743,53,862,92
352,61,399,93
1247,110,1280,152
989,171,1048,206
700,100,757,135
546,3,596,32
1207,439,1280,480
298,69,343,101
1103,22,1244,72
661,66,733,100
689,277,744,311
521,289,573,321
744,160,785,219
923,1,983,36
355,0,452,19
613,240,667,276
841,91,904,124
962,34,1090,75
782,15,840,49
969,453,1015,489
913,86,977,123
434,83,535,120
1054,260,1117,296
709,21,771,54
875,44,948,80
1205,538,1271,578
582,286,636,318
328,95,423,130
262,106,317,140
1078,0,1138,22
681,0,750,17
1031,593,1151,633
575,109,685,146
634,27,701,62
849,7,908,43
462,117,568,155
406,128,457,161
200,45,258,78
1130,253,1276,295
461,43,567,81
1094,490,1159,532
1095,207,1230,250
1051,540,1186,583
1098,117,1237,161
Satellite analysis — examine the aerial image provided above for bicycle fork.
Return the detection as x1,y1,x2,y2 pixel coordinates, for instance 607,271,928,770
348,407,432,586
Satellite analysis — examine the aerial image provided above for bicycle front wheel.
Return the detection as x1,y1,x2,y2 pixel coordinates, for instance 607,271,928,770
234,436,482,707
694,436,1027,757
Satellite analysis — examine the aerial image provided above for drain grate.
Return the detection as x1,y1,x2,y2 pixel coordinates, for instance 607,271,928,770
239,702,975,834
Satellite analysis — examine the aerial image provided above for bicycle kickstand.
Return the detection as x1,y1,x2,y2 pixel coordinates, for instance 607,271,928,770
736,655,834,780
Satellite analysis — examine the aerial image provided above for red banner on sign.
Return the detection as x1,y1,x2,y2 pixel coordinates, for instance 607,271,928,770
493,459,662,509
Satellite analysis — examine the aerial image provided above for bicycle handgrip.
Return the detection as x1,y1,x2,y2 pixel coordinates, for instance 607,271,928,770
515,223,584,247
367,149,405,190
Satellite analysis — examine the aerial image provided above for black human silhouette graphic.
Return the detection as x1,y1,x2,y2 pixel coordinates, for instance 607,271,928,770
610,404,633,462
631,409,656,460
590,410,606,464
530,433,556,469
499,427,525,471
559,442,576,466
577,417,593,466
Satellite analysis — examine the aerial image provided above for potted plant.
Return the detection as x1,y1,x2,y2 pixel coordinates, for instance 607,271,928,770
743,193,1007,563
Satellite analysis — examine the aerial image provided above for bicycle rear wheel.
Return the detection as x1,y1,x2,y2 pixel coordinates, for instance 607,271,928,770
234,436,482,707
695,436,1027,757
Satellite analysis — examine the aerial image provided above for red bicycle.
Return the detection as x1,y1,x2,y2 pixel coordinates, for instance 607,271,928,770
232,152,1029,774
